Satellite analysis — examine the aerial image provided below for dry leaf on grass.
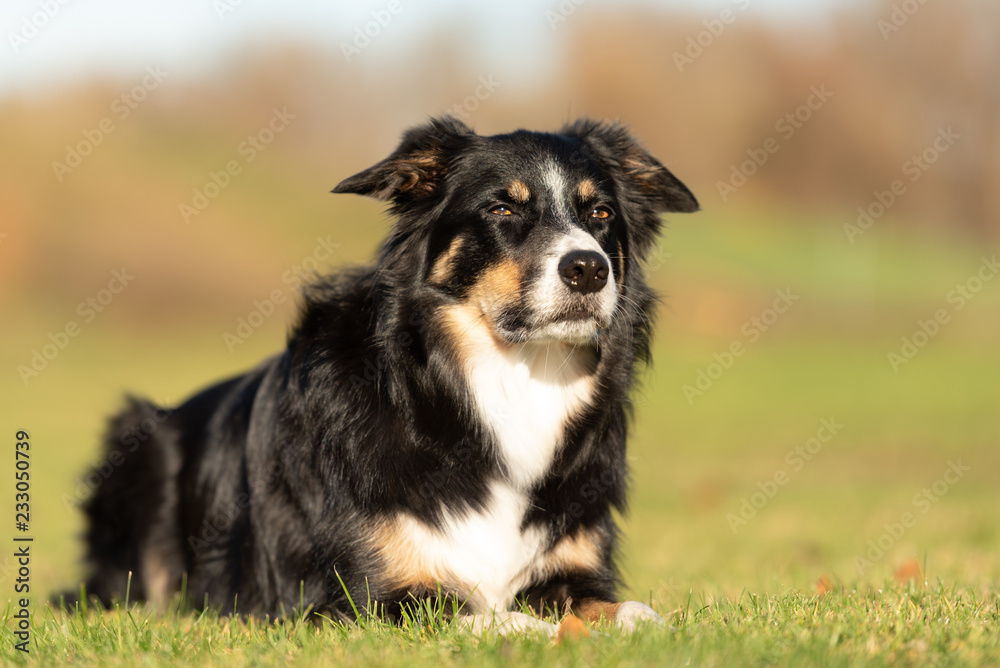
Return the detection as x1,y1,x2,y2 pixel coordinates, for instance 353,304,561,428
556,614,591,643
894,559,923,585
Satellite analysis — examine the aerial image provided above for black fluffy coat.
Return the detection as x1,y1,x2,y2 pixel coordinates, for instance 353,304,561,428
73,116,698,619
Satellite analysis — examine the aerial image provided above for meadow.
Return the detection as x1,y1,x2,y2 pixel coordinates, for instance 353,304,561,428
3,0,998,661
2,202,998,665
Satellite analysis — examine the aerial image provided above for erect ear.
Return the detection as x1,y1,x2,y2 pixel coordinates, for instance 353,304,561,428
560,119,699,214
332,116,474,203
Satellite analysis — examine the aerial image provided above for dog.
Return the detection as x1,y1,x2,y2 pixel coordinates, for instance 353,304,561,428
72,116,698,635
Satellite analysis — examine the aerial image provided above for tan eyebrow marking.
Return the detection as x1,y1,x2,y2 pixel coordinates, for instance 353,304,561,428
577,179,597,200
507,180,531,203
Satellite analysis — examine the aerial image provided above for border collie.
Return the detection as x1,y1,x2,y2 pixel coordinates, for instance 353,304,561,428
74,116,698,634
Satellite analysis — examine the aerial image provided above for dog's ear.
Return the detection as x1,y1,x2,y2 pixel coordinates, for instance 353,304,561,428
332,116,474,204
561,119,698,260
561,119,699,214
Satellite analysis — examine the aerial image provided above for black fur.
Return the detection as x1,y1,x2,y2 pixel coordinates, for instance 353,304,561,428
70,116,698,619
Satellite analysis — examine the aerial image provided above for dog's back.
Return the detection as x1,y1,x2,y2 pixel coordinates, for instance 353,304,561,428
78,271,385,614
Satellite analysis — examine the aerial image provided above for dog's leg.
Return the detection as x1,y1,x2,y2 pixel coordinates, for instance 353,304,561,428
575,599,665,632
458,610,560,637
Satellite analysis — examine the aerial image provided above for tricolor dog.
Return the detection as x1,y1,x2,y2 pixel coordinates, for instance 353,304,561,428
72,116,698,634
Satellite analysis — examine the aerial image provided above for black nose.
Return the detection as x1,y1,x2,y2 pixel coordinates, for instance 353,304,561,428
558,250,610,295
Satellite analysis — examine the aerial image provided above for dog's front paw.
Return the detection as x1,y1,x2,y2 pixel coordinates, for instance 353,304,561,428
613,601,665,632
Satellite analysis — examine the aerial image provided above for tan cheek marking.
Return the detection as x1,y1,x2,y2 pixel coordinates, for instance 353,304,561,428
470,258,523,312
507,180,531,203
577,179,597,201
429,237,463,285
437,258,523,371
438,302,503,376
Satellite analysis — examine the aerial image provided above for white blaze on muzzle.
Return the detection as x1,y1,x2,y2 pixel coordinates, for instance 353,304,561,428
527,227,618,344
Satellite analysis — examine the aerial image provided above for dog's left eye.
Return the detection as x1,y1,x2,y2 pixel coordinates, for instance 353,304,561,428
489,205,514,216
591,207,612,220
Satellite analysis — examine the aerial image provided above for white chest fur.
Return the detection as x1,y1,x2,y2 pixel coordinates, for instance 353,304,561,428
391,482,548,610
446,304,598,489
465,339,596,489
402,307,598,609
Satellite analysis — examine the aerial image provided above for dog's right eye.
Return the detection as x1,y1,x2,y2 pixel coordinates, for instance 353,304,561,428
489,205,513,216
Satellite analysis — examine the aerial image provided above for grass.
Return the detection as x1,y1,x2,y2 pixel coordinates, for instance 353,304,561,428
1,212,998,665
3,583,998,666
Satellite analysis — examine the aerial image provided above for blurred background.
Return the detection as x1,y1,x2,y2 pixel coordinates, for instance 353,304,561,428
2,0,998,607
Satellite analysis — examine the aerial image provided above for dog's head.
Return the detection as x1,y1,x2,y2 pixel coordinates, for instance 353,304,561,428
333,116,698,346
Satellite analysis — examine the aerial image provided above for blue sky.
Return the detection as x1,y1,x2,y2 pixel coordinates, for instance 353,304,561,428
1,0,863,95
